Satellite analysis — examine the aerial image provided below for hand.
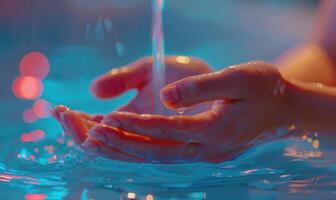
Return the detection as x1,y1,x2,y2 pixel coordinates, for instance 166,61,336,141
90,56,212,114
52,56,213,162
84,61,296,163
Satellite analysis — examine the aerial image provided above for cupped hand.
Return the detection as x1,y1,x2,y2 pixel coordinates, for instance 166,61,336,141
84,61,297,163
52,56,213,162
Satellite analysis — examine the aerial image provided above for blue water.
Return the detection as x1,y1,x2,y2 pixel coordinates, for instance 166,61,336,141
2,1,335,199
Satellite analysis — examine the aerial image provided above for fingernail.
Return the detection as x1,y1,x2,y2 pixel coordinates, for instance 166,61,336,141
161,85,181,104
102,118,120,128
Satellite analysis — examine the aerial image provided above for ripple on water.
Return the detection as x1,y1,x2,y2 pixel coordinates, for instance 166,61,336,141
1,135,336,199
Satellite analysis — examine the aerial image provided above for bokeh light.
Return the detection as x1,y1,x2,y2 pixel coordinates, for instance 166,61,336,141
20,52,50,79
12,76,43,99
20,130,45,143
33,99,51,118
22,109,38,123
24,194,46,200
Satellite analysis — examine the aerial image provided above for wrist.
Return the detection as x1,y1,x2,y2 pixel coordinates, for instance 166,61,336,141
285,78,336,132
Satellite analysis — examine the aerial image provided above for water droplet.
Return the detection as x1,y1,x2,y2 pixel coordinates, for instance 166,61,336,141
115,41,126,57
103,17,113,31
177,108,186,115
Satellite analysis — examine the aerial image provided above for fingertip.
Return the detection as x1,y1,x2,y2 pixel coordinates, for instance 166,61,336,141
51,105,70,121
90,74,129,99
90,78,107,99
160,84,183,109
60,110,88,144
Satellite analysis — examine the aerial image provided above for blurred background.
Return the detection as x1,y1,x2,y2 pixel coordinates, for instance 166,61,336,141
0,0,318,162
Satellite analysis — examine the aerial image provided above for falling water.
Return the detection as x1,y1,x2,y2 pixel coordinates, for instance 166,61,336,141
152,0,165,114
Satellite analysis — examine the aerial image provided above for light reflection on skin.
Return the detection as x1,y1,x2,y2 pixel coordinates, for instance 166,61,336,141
120,66,130,73
110,68,119,75
176,56,191,64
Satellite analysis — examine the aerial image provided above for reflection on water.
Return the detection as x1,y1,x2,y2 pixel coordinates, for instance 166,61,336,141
0,134,336,199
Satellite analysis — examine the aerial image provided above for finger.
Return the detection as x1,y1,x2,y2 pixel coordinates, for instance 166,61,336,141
117,104,140,113
101,111,216,142
160,61,274,109
82,139,146,163
51,105,103,123
90,58,152,99
51,105,69,122
87,125,203,163
60,110,89,144
74,111,104,123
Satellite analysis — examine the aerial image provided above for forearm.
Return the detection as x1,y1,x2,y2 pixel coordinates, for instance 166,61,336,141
313,0,336,61
275,1,336,85
287,80,336,133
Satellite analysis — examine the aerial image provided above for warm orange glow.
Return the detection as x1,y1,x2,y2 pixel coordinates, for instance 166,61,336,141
176,56,191,64
12,76,43,99
21,130,45,143
146,194,154,200
24,194,46,200
127,192,136,199
20,52,50,79
33,99,51,118
22,109,38,123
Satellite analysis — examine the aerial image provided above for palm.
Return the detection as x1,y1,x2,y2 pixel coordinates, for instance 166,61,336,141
97,62,293,163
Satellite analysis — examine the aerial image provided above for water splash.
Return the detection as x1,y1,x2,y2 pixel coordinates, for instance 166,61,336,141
152,0,165,114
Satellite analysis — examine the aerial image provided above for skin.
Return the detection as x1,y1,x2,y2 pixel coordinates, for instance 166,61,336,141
52,1,336,163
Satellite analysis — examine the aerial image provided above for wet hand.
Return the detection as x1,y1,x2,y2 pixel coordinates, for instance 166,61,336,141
90,56,212,114
87,61,296,163
52,56,213,162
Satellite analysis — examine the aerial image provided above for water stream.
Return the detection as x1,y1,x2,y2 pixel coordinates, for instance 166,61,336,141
152,0,165,114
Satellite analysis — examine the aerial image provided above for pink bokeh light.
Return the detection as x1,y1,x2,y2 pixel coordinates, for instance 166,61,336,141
20,130,45,143
12,76,43,100
20,52,50,79
33,99,51,118
24,194,46,200
22,109,38,123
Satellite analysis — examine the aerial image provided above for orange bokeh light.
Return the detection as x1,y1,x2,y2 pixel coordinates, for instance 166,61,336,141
20,52,50,79
33,99,51,118
12,76,43,99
